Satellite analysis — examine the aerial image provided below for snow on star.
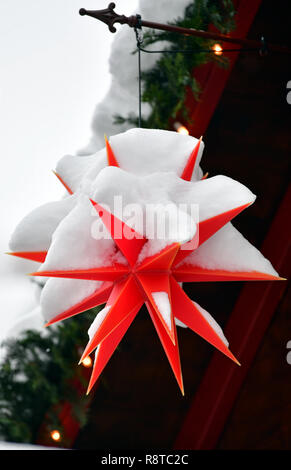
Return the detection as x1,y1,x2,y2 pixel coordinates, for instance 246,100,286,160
9,129,204,262
9,129,282,394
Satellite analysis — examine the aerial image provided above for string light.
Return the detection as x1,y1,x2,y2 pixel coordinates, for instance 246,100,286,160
50,430,61,442
82,356,92,368
174,122,189,135
212,43,223,55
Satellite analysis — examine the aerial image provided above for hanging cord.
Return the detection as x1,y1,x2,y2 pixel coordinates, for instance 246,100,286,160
134,20,267,126
134,15,143,128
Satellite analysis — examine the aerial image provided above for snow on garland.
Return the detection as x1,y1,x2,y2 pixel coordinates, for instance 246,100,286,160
81,0,194,153
9,128,281,394
82,0,236,153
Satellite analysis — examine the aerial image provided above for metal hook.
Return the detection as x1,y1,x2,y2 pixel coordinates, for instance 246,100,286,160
134,14,143,45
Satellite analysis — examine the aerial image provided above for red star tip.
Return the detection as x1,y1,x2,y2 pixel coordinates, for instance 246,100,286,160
180,136,202,181
29,264,129,281
173,202,253,267
173,265,284,283
52,170,73,195
44,281,113,327
79,276,144,363
6,251,47,263
104,135,119,167
85,304,140,394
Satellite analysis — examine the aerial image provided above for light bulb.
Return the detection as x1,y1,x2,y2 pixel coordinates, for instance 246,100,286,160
82,356,92,368
50,430,61,442
212,43,223,56
174,122,189,135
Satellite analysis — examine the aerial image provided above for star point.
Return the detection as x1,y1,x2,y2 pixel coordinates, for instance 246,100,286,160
105,135,119,167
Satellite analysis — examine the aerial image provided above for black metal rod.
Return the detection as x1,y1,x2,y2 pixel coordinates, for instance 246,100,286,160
79,3,291,55
138,46,141,128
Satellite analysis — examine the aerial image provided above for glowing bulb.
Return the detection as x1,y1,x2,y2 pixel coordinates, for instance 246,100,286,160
212,43,223,56
50,430,61,442
177,126,189,135
173,122,189,135
82,356,92,368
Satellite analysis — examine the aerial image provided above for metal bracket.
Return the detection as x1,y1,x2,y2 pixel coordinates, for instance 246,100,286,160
79,2,290,54
79,2,137,33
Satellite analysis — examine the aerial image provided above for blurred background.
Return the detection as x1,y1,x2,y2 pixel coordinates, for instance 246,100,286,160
0,0,138,341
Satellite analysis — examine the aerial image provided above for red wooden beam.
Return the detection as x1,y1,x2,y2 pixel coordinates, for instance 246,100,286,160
185,0,263,138
174,183,291,450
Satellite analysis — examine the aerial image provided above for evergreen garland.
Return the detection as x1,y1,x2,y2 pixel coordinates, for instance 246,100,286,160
114,0,235,129
0,308,98,445
0,0,236,445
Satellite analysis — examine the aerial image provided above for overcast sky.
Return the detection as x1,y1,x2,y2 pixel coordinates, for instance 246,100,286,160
0,0,138,340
